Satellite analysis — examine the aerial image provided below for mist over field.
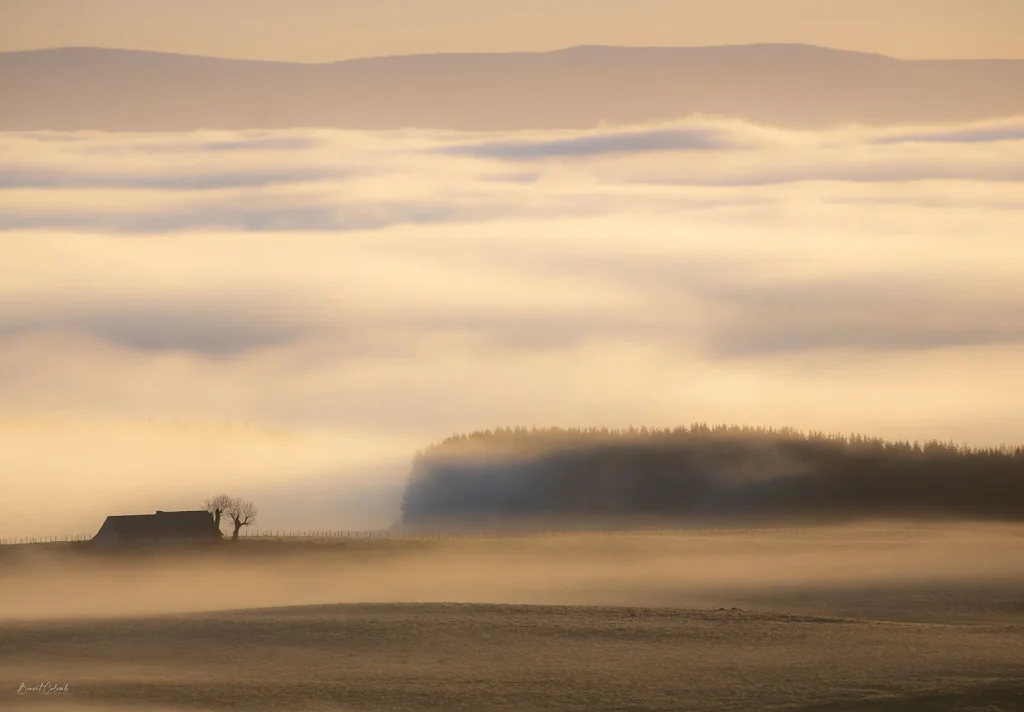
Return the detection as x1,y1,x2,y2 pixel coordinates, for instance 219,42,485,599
2,116,1024,537
3,524,1024,622
2,524,1022,711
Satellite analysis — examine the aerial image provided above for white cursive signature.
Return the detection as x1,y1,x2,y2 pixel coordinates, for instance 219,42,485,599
17,682,71,695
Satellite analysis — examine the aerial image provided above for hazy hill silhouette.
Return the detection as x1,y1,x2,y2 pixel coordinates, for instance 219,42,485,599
400,425,1024,530
3,44,1024,131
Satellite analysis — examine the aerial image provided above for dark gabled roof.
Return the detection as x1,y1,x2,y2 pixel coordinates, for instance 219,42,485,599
99,510,222,540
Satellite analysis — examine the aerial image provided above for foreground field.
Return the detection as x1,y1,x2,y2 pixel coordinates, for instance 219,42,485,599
2,524,1023,711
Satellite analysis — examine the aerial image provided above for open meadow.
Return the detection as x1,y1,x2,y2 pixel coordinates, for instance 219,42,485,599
2,523,1023,711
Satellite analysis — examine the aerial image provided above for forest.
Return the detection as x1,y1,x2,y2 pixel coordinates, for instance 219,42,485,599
400,424,1024,528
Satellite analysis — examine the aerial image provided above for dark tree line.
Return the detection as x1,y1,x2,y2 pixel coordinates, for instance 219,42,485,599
400,424,1024,528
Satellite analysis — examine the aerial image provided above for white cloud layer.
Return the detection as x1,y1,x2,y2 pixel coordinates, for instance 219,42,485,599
2,117,1023,536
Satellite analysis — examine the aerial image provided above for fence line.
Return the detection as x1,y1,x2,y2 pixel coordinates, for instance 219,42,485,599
0,534,92,546
1,526,806,547
239,526,803,539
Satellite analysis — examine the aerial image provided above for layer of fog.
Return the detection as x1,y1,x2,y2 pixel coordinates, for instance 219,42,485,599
1,117,1023,538
2,524,1023,622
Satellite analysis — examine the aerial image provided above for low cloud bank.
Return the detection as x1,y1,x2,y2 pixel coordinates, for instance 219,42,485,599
1,117,1023,536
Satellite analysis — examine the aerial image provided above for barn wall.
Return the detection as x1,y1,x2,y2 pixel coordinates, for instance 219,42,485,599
91,521,122,549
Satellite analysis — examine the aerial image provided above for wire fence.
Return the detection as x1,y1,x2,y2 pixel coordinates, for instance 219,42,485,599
0,531,403,545
243,529,407,539
0,534,92,545
0,526,803,547
238,528,750,539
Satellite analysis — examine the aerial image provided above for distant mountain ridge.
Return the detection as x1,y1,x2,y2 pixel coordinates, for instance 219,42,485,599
2,44,1023,131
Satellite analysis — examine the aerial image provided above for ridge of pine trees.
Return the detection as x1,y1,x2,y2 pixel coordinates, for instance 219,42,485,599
400,424,1024,527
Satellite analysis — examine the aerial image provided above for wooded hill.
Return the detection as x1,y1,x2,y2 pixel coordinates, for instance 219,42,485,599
401,425,1024,528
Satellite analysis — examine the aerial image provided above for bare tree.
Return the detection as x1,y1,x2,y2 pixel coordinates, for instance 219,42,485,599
202,494,233,533
226,497,258,540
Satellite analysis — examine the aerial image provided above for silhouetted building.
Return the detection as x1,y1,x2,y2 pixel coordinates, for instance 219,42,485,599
92,510,222,549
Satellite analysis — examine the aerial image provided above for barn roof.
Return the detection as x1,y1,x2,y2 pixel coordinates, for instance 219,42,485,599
98,510,222,540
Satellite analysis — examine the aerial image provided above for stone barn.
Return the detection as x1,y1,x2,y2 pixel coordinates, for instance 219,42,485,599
92,510,223,549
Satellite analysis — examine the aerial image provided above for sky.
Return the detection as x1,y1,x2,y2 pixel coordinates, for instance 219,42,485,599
2,117,1024,537
2,0,1023,61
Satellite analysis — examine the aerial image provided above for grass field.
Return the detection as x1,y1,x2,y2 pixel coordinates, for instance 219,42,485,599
2,524,1023,711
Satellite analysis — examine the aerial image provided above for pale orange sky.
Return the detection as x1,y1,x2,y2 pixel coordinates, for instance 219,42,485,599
2,0,1023,61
